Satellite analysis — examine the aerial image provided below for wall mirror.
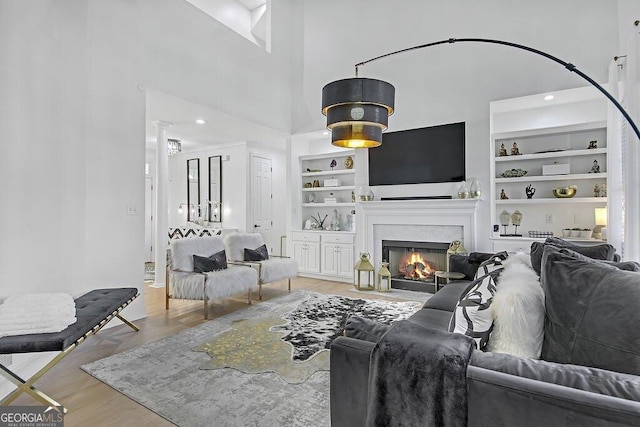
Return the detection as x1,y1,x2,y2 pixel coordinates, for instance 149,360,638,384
187,158,200,222
208,155,222,223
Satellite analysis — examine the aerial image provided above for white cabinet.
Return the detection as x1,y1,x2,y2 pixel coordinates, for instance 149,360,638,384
490,86,610,246
292,231,354,282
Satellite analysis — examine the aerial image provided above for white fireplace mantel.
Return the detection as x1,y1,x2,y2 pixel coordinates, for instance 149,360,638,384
356,199,480,266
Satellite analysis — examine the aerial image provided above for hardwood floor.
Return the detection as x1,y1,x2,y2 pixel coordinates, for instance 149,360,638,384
8,277,412,426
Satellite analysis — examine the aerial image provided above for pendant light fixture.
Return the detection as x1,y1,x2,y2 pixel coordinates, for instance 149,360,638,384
321,78,395,148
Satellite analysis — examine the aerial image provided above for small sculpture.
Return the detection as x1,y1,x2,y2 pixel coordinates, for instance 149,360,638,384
588,140,598,149
308,192,316,203
351,191,355,203
589,159,600,174
313,179,320,187
331,209,340,231
594,184,601,197
330,159,337,170
599,183,607,197
525,184,536,199
344,156,354,169
499,143,508,156
511,142,521,155
500,189,509,200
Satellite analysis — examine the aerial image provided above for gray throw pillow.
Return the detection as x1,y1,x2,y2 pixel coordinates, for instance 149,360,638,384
244,244,269,261
555,247,640,271
540,247,640,376
530,239,618,276
193,250,228,273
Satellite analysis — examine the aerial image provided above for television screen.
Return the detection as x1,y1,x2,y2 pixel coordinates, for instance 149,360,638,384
368,122,465,186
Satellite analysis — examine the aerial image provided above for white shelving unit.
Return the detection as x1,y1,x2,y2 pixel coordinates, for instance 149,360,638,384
489,87,611,253
293,151,357,283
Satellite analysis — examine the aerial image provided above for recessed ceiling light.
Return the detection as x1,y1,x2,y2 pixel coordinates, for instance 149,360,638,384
195,119,206,124
544,95,554,101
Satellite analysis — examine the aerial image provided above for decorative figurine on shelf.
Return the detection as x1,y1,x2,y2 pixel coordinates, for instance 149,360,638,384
594,184,601,197
344,156,354,169
313,179,320,187
330,159,337,170
308,192,316,203
331,209,340,231
511,142,521,155
588,140,598,149
525,184,536,199
589,159,601,173
499,143,508,156
351,191,356,203
500,189,509,200
511,210,523,236
599,183,607,197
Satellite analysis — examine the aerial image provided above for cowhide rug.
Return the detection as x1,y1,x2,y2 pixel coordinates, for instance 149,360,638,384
195,292,421,382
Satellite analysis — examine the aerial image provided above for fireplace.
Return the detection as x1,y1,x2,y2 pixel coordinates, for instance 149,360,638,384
382,240,449,293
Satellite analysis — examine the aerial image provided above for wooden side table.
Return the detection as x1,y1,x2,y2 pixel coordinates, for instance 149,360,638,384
434,271,466,293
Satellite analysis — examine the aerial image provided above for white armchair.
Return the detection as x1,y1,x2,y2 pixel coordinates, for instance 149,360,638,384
167,236,259,319
224,233,298,300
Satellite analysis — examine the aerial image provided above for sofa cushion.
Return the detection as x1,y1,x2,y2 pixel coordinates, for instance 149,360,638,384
530,238,618,276
552,247,640,272
471,351,640,402
407,308,453,332
193,250,227,273
449,269,502,350
422,280,472,312
541,247,640,376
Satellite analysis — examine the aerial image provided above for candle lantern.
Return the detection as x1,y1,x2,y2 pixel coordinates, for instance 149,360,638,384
378,262,392,292
354,252,375,291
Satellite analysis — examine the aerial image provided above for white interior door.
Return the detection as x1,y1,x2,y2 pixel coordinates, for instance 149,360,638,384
250,154,273,245
144,176,154,262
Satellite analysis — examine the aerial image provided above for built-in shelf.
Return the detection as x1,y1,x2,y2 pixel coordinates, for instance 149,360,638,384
302,169,355,177
494,147,607,162
302,202,356,208
302,186,355,192
496,197,607,205
492,120,607,140
495,172,607,184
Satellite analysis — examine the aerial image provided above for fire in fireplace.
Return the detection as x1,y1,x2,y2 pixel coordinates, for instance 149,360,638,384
382,240,449,293
398,252,436,281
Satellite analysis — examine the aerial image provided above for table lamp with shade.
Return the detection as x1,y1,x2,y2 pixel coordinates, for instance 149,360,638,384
594,207,608,240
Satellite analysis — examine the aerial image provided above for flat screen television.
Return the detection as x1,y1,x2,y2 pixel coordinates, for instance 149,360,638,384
368,122,465,186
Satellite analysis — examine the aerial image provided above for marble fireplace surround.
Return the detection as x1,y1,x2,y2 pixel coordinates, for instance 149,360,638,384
356,199,480,268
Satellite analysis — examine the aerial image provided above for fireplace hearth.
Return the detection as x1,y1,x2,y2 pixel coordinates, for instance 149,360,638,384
382,240,449,293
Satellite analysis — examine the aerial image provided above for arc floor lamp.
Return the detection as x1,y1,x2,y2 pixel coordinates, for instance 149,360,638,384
321,37,640,148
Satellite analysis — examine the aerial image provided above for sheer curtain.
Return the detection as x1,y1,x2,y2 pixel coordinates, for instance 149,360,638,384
608,23,640,260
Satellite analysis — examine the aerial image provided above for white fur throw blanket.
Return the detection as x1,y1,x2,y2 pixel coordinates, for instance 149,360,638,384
0,293,76,338
488,253,545,358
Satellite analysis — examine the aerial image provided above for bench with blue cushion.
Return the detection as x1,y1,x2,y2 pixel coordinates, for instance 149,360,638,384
0,287,139,412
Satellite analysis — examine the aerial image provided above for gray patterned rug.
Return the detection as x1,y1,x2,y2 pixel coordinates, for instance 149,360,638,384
82,291,421,427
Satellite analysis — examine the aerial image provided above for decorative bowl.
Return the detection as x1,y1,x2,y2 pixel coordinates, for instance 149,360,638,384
552,185,577,198
500,168,528,178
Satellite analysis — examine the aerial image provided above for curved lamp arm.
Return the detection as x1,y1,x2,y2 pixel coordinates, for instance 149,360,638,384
354,37,640,142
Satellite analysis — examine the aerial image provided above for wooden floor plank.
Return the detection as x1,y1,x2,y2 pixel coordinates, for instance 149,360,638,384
7,277,412,426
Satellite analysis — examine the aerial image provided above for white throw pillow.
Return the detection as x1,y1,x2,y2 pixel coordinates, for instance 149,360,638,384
488,253,545,358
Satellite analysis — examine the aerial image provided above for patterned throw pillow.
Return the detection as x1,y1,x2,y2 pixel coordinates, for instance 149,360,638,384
474,251,508,279
193,250,228,273
450,268,503,350
244,244,269,261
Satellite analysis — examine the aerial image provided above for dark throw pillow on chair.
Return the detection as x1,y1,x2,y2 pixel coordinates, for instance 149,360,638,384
193,250,228,273
244,244,269,261
530,238,618,276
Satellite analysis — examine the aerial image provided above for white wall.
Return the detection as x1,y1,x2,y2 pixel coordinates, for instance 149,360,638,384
291,0,619,252
168,143,249,232
0,0,293,397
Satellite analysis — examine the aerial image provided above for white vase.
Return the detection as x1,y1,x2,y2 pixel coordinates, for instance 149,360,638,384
470,179,482,198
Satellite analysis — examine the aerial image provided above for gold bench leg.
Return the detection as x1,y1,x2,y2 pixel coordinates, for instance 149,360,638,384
116,314,140,332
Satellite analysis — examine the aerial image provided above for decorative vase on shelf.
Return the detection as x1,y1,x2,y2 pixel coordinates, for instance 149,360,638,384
366,189,374,201
457,181,469,199
469,179,482,198
358,185,369,201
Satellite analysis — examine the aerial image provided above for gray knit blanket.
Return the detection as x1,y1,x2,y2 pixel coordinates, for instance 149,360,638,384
366,320,474,427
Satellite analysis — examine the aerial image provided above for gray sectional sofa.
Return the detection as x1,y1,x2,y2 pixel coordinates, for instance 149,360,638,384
330,240,640,427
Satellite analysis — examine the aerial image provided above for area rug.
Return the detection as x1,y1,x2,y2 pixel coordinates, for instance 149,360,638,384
82,291,421,426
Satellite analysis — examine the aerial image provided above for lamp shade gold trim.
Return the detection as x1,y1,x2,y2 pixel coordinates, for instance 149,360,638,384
322,78,395,148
